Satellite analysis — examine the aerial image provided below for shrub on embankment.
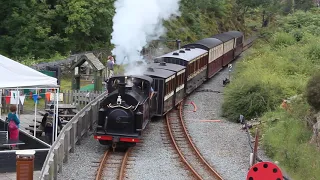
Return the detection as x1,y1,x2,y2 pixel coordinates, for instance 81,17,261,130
222,9,320,179
222,9,320,122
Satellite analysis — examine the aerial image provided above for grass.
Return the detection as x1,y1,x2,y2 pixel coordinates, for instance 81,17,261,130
60,77,72,91
21,97,46,113
260,107,320,180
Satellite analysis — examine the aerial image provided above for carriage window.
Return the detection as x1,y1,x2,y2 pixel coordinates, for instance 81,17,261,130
195,60,199,72
201,56,205,68
191,63,194,74
165,83,169,95
165,78,175,95
202,57,205,67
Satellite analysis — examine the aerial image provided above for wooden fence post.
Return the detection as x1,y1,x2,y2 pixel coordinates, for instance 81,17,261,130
76,119,82,145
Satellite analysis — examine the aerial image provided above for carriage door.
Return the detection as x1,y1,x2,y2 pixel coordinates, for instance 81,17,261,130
150,78,160,116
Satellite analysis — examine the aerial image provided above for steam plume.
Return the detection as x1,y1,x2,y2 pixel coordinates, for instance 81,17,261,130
111,0,181,76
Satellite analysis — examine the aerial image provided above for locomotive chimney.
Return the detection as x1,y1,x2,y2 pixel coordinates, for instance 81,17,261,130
118,82,126,97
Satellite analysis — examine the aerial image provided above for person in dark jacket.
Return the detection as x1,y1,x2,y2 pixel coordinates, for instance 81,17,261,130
44,106,62,145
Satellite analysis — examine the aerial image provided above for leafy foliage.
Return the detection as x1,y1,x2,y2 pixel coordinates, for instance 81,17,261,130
270,32,296,48
306,72,320,111
0,0,114,59
262,110,319,180
0,0,316,61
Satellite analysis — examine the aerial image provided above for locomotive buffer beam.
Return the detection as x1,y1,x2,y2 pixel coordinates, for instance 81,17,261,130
112,136,120,143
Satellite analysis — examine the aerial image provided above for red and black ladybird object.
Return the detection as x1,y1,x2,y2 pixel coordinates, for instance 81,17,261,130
247,162,283,180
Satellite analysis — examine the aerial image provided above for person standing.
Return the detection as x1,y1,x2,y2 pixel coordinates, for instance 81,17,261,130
44,105,62,145
7,105,20,149
106,56,115,80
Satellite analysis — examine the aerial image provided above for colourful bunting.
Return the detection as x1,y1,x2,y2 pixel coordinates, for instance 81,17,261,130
5,96,10,104
45,92,51,101
32,94,38,104
19,95,26,105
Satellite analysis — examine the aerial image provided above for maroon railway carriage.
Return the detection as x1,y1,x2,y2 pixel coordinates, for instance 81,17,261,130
155,48,208,95
223,31,244,58
212,33,235,67
148,62,186,107
182,38,224,79
143,67,176,116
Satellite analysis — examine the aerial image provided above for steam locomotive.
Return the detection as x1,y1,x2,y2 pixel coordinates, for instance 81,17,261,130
94,31,244,148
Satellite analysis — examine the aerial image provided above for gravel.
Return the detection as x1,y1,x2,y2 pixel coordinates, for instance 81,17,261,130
182,54,291,180
57,121,191,180
124,119,191,180
57,134,108,180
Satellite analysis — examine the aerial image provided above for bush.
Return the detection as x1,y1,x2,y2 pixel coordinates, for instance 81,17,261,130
306,42,320,63
271,32,295,48
290,29,303,42
222,78,283,122
306,72,320,111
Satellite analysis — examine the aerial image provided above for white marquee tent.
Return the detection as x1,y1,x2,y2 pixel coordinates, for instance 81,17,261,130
0,54,59,144
0,54,58,88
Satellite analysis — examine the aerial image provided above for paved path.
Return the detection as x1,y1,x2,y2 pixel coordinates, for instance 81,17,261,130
1,113,43,131
0,171,41,180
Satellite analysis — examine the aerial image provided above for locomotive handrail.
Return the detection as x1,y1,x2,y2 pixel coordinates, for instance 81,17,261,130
107,102,140,110
39,91,108,180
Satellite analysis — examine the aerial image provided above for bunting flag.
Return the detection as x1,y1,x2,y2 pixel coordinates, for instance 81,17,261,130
5,96,10,104
32,94,39,104
10,91,19,104
19,95,26,105
45,92,51,101
29,92,33,100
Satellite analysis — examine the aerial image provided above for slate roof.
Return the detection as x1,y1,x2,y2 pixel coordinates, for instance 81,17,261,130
71,53,105,71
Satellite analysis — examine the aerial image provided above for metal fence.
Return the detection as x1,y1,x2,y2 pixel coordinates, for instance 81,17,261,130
38,91,107,180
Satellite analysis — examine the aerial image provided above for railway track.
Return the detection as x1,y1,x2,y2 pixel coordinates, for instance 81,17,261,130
166,102,224,180
91,36,256,180
95,148,132,180
243,37,256,51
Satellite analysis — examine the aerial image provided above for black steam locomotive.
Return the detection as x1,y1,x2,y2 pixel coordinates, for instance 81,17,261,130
94,31,244,147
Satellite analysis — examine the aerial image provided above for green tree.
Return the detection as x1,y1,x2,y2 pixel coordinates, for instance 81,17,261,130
54,0,115,53
0,0,65,58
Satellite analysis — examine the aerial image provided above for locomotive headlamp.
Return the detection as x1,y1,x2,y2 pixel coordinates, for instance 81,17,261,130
117,95,122,105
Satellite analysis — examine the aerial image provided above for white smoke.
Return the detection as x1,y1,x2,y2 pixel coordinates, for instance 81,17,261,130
111,0,181,76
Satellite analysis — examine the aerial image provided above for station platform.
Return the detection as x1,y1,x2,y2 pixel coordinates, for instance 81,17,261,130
0,171,41,180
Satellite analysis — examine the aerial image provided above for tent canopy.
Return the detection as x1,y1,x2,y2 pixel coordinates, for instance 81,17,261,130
0,54,58,88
